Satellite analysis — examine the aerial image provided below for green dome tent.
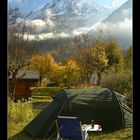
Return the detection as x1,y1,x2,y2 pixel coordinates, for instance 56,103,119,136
24,88,132,138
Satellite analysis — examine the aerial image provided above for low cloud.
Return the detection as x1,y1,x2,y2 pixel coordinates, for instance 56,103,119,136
22,32,71,41
44,9,55,28
45,18,55,28
66,18,132,39
22,32,54,40
18,18,55,33
92,18,132,36
19,17,132,42
25,19,46,27
71,30,83,36
58,32,70,38
24,19,46,33
122,8,131,16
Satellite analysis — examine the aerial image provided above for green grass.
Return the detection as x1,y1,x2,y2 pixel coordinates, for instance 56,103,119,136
88,128,132,140
8,127,132,140
32,87,62,96
8,87,132,140
8,89,51,139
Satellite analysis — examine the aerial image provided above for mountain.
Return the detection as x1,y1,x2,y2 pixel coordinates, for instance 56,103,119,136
8,7,30,24
88,0,132,48
8,0,132,48
8,0,114,27
104,0,132,47
103,0,132,23
27,0,111,18
8,7,24,24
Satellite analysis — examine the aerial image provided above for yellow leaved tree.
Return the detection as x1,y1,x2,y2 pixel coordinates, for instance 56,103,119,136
28,52,59,85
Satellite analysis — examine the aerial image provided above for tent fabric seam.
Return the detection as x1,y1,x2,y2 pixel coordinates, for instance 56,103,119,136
109,88,125,128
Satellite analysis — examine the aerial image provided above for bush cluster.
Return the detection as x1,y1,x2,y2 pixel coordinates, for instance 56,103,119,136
8,100,34,123
101,71,132,107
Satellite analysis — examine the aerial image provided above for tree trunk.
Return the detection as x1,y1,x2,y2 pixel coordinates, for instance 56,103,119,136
86,75,91,84
40,76,42,86
9,79,16,100
97,72,102,85
8,70,18,101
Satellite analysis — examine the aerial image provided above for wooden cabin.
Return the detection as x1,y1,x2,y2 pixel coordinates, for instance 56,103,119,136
9,70,40,101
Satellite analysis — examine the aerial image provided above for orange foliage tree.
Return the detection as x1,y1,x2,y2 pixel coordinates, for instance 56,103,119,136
51,59,80,87
63,60,80,87
28,52,59,85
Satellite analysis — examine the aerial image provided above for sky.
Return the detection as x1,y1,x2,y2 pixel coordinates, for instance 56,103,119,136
8,0,128,10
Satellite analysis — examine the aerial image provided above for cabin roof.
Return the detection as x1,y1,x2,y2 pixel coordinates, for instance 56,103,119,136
9,70,40,80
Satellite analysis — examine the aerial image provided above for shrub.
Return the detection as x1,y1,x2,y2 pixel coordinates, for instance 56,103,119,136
8,100,34,123
101,71,132,107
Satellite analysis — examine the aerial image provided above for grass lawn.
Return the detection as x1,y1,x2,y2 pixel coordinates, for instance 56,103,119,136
88,128,132,140
8,87,132,140
8,126,133,140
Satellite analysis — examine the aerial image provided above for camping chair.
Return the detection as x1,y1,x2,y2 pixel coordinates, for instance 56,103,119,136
56,116,89,140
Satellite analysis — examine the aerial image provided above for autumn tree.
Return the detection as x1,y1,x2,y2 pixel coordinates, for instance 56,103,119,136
8,23,37,100
50,60,80,87
50,65,65,85
62,60,80,87
103,40,125,72
123,46,132,70
74,34,108,85
29,54,48,84
74,34,95,84
91,41,108,85
74,34,125,85
29,52,58,85
90,39,125,84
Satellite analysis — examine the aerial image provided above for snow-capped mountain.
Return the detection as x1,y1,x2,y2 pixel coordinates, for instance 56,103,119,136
8,0,132,48
103,0,132,23
27,0,110,18
103,0,132,47
87,0,132,48
8,7,24,24
8,0,114,26
8,7,30,24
